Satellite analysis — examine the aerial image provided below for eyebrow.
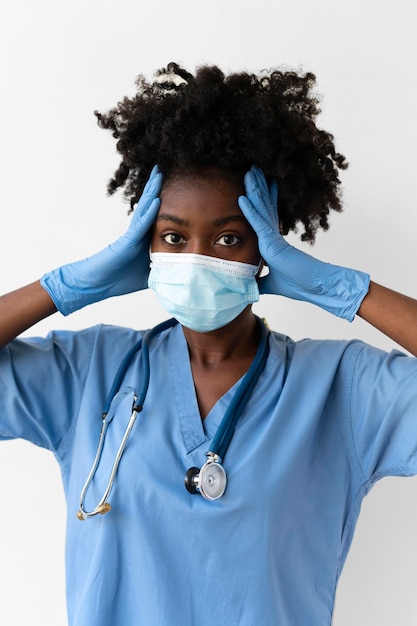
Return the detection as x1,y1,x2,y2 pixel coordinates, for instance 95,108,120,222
212,215,248,227
156,213,190,226
156,213,248,227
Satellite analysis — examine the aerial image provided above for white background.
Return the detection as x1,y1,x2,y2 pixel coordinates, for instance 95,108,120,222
1,0,416,623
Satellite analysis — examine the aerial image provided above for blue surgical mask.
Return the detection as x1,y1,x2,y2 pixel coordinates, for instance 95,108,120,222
148,252,260,332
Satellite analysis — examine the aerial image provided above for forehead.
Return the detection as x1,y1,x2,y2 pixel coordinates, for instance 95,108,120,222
160,172,244,213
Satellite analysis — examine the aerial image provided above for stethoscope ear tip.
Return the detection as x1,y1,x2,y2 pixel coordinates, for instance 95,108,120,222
98,502,112,515
76,502,112,521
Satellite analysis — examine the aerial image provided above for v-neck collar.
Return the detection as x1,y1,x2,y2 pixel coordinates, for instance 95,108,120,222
168,323,244,454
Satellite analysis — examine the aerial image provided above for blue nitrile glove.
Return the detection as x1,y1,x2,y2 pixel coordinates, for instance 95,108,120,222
238,166,370,321
41,165,163,315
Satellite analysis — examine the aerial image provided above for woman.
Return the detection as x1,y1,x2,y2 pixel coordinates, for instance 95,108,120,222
1,63,417,625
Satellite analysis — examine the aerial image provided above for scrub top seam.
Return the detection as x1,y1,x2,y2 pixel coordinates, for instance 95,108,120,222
346,342,369,485
338,341,417,578
335,342,371,583
54,326,98,463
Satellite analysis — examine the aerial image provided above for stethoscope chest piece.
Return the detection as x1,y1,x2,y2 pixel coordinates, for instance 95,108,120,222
77,316,269,519
184,453,227,501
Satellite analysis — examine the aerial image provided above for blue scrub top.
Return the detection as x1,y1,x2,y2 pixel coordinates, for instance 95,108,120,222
1,322,417,625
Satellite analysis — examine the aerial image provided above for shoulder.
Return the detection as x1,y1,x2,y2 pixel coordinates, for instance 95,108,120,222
267,329,411,381
269,329,366,361
0,324,148,369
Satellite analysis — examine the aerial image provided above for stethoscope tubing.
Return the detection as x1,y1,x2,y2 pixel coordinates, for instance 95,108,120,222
77,318,177,519
77,316,269,518
78,404,141,518
103,317,177,415
209,316,269,460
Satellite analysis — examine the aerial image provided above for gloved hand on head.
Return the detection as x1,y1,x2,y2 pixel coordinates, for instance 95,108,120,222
41,165,163,315
238,166,370,321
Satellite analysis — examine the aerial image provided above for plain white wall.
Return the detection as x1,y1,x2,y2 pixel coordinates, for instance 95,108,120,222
1,0,416,623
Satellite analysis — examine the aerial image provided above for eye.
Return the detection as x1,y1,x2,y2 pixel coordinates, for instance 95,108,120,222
162,232,185,245
216,234,240,246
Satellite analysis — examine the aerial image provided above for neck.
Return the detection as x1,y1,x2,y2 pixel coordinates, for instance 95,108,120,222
182,307,260,367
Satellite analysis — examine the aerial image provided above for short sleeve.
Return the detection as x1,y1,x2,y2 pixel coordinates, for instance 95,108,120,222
0,328,96,452
350,343,417,483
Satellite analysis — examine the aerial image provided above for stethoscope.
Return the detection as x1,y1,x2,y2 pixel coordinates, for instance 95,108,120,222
77,316,269,520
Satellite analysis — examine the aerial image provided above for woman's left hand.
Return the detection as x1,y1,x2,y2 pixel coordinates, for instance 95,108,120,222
238,166,370,321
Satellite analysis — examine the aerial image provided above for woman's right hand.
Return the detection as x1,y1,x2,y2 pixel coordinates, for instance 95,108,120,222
41,165,163,315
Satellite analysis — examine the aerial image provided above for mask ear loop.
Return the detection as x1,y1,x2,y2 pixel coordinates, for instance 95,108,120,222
257,259,269,278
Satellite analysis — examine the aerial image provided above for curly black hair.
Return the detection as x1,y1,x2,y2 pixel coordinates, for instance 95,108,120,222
95,62,347,242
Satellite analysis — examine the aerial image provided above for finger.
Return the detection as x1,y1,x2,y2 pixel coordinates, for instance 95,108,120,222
244,168,270,211
248,166,269,197
139,197,161,234
136,166,164,214
129,197,161,236
268,180,279,210
238,195,266,233
243,171,264,209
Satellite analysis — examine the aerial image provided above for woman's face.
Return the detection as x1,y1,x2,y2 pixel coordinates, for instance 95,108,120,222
150,172,260,266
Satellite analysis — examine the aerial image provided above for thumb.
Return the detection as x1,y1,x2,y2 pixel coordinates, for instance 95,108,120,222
127,197,161,241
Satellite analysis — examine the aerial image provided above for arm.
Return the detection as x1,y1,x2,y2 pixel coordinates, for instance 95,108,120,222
239,167,417,356
358,282,417,357
0,281,57,350
0,167,163,350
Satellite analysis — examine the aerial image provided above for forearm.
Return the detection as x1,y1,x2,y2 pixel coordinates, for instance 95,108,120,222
0,281,57,349
357,281,417,357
